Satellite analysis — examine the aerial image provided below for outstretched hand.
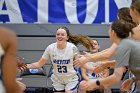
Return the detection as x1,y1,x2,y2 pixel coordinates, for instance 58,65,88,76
16,78,26,91
93,63,107,74
120,78,134,92
80,79,99,91
18,63,27,72
17,56,27,72
74,56,89,68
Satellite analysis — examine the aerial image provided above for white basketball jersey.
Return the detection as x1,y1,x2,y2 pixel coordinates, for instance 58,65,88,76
42,42,79,79
0,44,6,93
87,62,104,79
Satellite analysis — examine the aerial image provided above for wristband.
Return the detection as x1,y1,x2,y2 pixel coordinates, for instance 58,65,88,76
96,80,100,86
107,67,110,69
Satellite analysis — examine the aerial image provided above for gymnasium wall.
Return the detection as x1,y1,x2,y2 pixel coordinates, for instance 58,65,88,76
1,24,111,64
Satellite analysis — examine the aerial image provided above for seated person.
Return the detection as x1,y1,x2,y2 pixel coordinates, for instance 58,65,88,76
80,39,111,93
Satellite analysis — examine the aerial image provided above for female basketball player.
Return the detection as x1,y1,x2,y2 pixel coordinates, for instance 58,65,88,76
81,39,111,93
25,26,93,93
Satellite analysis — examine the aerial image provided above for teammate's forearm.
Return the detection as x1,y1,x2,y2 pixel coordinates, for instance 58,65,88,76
83,63,94,71
104,60,116,69
82,74,90,81
99,73,121,87
27,62,41,68
86,52,111,62
99,67,124,87
87,43,117,62
81,68,90,81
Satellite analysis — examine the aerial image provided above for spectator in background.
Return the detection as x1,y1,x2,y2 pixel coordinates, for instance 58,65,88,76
81,39,111,93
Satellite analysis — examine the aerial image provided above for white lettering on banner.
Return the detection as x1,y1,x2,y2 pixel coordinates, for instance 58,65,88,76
64,0,98,24
105,0,109,23
114,0,132,9
103,0,132,23
0,0,133,23
0,0,23,23
37,0,49,23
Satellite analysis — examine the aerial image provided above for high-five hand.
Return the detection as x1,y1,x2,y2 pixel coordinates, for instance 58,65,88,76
74,56,89,68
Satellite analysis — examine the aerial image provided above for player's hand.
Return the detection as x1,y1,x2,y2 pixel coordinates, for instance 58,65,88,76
120,78,134,92
18,63,27,72
82,51,91,56
17,56,27,72
93,62,108,74
80,79,99,91
16,78,26,91
74,56,89,68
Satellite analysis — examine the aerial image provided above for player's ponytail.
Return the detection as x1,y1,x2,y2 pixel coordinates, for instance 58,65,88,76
57,26,94,50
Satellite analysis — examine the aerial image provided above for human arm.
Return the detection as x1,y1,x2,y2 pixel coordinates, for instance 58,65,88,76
27,44,51,69
1,29,23,93
99,69,109,78
104,60,116,68
120,78,134,92
80,37,132,91
99,67,125,86
85,43,117,62
16,78,26,91
81,67,90,81
27,57,48,69
80,67,126,91
82,63,95,71
17,56,27,72
93,60,116,74
74,43,117,68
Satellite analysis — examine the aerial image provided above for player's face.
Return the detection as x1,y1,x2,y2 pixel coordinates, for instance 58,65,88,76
56,28,69,44
91,40,100,53
109,27,114,43
132,26,140,40
130,8,138,23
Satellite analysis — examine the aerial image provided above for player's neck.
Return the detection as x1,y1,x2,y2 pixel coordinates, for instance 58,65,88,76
57,42,67,49
114,38,121,45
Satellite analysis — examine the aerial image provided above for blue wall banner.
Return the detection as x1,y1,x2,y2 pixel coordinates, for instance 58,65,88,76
0,0,132,24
